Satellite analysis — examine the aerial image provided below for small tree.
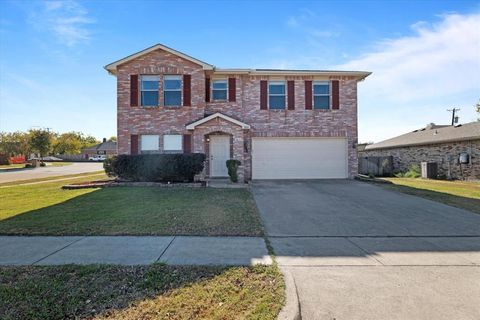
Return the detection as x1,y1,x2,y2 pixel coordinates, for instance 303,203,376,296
29,129,53,159
0,131,30,156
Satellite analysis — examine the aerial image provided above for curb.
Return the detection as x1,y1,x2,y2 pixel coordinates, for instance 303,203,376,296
277,267,301,320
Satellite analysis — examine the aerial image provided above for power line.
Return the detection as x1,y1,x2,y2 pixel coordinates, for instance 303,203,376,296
447,108,460,126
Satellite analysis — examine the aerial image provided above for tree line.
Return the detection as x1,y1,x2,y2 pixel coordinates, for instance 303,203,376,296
0,129,116,158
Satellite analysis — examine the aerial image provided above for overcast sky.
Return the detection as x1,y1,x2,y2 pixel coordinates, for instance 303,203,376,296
0,0,479,142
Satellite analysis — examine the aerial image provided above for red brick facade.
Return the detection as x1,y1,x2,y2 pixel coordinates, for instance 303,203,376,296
112,46,367,180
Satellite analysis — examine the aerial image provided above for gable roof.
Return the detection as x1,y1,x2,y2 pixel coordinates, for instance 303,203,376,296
82,141,117,152
365,121,480,150
104,43,214,75
104,43,371,80
186,112,251,130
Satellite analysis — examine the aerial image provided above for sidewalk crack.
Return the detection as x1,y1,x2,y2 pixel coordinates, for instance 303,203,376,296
31,236,86,265
155,236,176,263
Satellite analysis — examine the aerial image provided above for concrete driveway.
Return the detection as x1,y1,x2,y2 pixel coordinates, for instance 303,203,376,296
0,162,104,184
252,180,480,320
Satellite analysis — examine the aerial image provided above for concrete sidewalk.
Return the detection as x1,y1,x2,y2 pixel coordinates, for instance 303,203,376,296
0,236,272,266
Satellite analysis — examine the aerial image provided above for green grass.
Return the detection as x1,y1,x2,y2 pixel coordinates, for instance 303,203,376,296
381,178,480,214
46,162,73,167
0,176,263,236
0,264,284,320
0,171,106,187
0,164,26,170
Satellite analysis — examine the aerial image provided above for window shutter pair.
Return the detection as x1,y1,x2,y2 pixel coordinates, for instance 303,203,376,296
205,77,236,102
260,80,296,110
129,74,191,107
304,80,340,110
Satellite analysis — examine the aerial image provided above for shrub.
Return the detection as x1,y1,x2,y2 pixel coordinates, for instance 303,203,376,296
404,163,421,178
0,154,11,165
104,153,206,182
226,159,241,183
39,162,46,167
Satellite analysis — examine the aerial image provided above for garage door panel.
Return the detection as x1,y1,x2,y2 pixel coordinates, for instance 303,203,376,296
252,138,347,179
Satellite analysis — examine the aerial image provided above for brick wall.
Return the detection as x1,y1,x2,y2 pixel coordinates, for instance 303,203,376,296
116,48,360,179
360,140,480,180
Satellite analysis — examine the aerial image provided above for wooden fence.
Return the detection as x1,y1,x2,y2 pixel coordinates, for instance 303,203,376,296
358,156,393,177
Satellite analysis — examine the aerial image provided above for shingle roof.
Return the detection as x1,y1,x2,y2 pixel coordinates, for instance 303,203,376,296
83,141,117,152
365,121,480,150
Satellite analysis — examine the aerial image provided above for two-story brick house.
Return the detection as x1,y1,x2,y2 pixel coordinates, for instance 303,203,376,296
105,43,370,181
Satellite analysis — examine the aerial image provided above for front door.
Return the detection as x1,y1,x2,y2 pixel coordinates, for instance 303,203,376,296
209,135,230,177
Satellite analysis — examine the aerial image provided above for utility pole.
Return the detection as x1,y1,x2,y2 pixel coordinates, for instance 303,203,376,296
447,108,460,125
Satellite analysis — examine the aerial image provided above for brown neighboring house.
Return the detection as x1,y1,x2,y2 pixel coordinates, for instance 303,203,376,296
82,138,117,159
361,122,480,180
104,43,370,181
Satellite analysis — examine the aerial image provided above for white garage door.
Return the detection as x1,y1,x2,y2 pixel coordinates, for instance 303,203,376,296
252,137,347,179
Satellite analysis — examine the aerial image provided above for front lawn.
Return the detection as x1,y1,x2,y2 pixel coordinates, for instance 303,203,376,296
381,178,480,214
0,176,263,236
0,264,284,320
0,164,26,170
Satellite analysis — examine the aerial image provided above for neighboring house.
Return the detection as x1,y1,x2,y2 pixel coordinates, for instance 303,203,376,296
361,122,480,180
104,43,370,181
82,138,117,159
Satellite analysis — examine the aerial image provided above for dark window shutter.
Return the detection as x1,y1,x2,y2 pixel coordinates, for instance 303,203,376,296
183,75,191,106
305,80,312,110
260,80,268,110
228,77,236,102
183,134,192,153
205,78,210,102
332,80,340,109
287,80,295,110
130,75,139,107
130,134,139,155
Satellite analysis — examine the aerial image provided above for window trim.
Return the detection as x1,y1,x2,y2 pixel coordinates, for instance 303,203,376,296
140,134,160,151
211,79,228,102
268,80,286,110
140,75,160,107
313,81,330,110
163,75,182,107
163,134,183,152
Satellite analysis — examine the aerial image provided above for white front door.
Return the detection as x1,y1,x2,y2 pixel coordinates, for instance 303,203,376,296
209,135,230,177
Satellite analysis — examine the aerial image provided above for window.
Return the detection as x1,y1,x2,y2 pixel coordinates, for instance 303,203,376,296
141,135,159,151
313,81,330,109
164,75,182,106
163,135,182,152
269,81,285,109
141,75,159,106
212,80,227,101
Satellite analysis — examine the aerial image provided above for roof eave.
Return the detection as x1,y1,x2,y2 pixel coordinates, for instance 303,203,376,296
365,136,480,150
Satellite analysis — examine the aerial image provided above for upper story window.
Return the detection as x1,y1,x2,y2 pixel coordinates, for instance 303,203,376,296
313,81,330,109
164,75,182,106
141,75,159,106
269,81,285,109
212,80,227,101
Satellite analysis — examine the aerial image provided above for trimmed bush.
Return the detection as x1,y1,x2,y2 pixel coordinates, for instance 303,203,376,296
0,154,11,165
104,153,206,182
226,159,241,183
